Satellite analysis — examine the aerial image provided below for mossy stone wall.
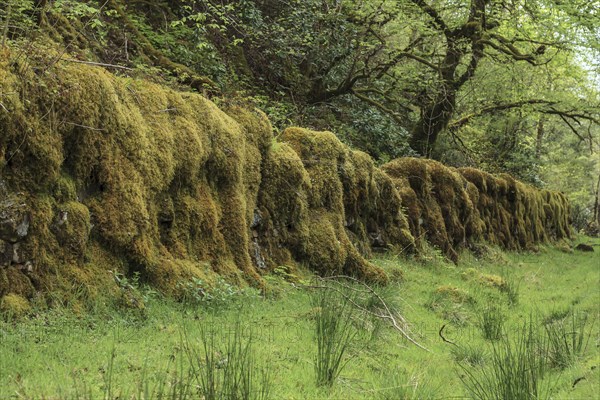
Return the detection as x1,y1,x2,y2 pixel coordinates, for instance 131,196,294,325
0,55,572,309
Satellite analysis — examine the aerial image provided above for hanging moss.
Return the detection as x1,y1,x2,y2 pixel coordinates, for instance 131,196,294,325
270,127,392,283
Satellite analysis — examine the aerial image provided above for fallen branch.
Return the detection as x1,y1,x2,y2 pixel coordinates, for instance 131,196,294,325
61,58,133,71
308,275,431,352
439,324,457,346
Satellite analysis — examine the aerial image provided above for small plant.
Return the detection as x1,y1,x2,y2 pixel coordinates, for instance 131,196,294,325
185,320,271,400
479,303,505,341
544,309,592,369
457,318,550,400
312,284,359,387
378,369,439,400
451,343,487,367
178,277,259,309
500,273,520,306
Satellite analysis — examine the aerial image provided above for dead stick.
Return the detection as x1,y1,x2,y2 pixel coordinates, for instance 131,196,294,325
61,58,133,71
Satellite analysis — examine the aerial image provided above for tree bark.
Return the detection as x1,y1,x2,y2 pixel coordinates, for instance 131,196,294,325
409,89,457,156
594,173,600,228
535,117,545,159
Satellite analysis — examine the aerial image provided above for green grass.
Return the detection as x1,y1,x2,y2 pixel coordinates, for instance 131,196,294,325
1,236,598,399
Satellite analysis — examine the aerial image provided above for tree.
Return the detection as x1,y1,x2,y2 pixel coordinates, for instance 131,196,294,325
188,0,598,157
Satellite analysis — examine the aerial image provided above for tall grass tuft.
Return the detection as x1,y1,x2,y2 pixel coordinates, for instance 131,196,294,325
377,369,439,400
501,273,520,306
312,285,359,387
457,318,550,400
451,343,487,367
479,302,505,341
185,320,270,400
544,309,592,369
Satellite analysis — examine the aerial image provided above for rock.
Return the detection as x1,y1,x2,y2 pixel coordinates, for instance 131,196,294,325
575,243,594,252
0,194,29,243
250,209,262,229
252,240,267,269
0,240,9,266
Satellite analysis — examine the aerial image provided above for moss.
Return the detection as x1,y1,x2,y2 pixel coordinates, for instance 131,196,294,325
434,285,473,304
276,128,389,283
256,142,310,269
0,293,31,319
52,174,78,203
461,268,506,290
384,158,461,262
0,267,35,298
52,201,91,259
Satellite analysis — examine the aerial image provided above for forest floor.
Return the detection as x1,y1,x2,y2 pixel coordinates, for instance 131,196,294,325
1,237,598,399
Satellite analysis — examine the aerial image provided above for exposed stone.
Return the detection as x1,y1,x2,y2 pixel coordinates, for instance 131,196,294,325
251,209,262,229
0,240,9,266
575,243,594,252
252,240,267,269
0,194,29,243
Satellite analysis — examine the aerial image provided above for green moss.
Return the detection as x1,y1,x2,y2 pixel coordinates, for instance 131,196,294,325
0,293,31,319
52,201,91,259
434,285,473,304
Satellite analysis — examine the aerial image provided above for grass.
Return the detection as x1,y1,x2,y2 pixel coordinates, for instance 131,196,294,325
458,318,550,400
0,236,598,399
479,302,505,341
544,309,593,369
185,319,271,399
311,282,360,387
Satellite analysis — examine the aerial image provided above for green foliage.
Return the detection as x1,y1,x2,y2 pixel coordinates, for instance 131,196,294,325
451,343,487,368
377,369,439,400
177,277,260,310
500,272,521,306
0,0,35,41
1,237,599,398
185,320,271,400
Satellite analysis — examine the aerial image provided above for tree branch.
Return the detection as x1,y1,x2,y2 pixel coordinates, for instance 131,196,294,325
409,0,450,37
351,89,407,124
449,99,557,129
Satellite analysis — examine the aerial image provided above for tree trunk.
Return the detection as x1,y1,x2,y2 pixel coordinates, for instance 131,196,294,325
409,89,457,156
535,117,545,159
594,173,600,228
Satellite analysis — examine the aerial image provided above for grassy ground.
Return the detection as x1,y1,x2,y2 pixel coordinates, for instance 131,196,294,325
1,236,598,399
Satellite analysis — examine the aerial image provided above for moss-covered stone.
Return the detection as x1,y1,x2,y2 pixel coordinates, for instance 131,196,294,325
0,293,31,319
